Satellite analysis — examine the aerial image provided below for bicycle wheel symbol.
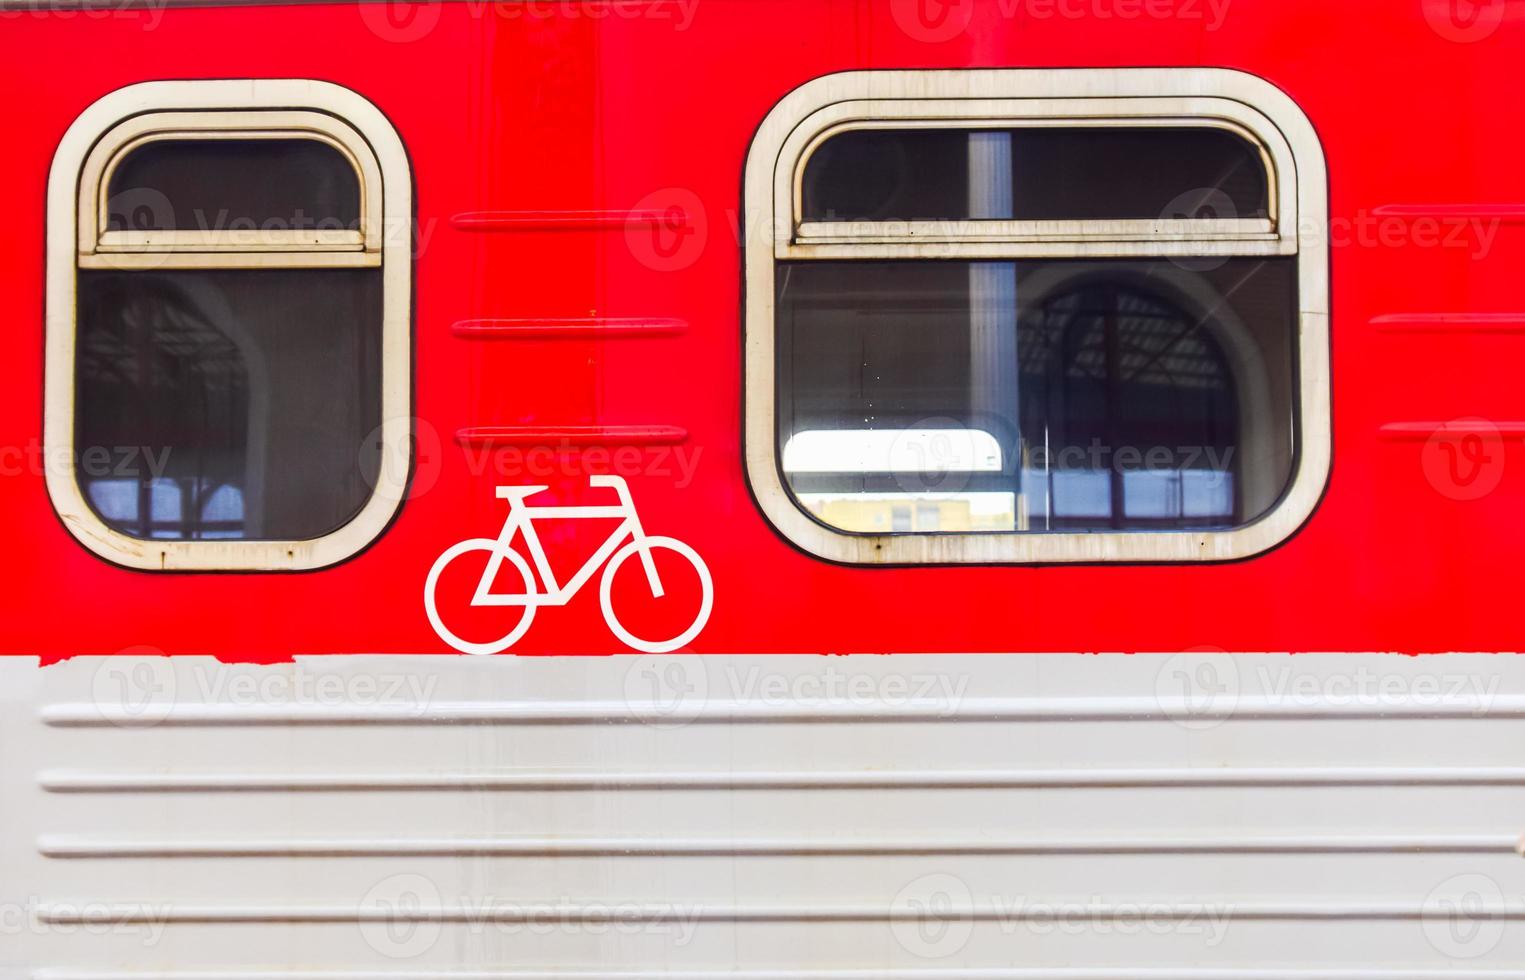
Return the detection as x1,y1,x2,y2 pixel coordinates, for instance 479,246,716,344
600,536,714,654
423,539,538,656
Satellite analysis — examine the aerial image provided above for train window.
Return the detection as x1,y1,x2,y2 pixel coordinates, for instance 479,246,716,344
45,81,412,570
105,138,363,233
801,126,1271,222
745,70,1330,564
778,256,1295,535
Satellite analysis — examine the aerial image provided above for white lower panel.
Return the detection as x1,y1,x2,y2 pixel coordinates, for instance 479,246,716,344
3,653,1524,976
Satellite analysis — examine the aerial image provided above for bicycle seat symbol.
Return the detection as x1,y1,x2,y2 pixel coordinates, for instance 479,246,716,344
424,476,713,655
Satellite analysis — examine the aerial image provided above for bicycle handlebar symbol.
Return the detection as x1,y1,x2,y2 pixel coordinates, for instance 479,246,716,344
424,476,713,655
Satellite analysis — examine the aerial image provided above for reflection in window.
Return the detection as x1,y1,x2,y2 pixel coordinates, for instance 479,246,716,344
198,485,246,539
107,139,362,233
75,269,382,541
783,429,1003,473
777,258,1296,534
84,478,247,540
802,127,1269,222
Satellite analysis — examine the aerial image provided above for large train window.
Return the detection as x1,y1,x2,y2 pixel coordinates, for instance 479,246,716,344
45,81,412,570
745,69,1329,564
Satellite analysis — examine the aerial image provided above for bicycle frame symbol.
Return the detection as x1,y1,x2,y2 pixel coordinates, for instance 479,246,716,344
424,476,713,655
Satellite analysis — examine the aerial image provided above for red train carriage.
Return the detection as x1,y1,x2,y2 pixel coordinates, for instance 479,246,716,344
1,1,1523,976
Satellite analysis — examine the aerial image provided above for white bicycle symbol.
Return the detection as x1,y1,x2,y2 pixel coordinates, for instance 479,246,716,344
424,476,713,655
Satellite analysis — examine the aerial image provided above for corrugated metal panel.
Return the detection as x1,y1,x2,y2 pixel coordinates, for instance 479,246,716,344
3,654,1524,976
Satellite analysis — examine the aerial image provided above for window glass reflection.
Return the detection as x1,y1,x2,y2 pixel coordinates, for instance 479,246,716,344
107,139,362,233
802,127,1269,222
776,258,1297,534
75,269,382,542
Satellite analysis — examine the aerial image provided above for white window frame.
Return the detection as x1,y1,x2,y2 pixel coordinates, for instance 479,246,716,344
744,68,1330,564
45,79,412,571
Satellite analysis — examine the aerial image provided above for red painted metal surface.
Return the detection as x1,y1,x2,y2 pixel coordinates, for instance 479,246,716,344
2,0,1523,658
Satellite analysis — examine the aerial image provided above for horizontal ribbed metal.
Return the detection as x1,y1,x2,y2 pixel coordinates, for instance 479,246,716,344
40,765,1525,793
37,694,1523,727
37,833,1521,859
34,900,1525,925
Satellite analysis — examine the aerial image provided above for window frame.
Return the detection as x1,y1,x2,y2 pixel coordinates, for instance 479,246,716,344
744,69,1330,564
45,79,412,571
81,110,383,265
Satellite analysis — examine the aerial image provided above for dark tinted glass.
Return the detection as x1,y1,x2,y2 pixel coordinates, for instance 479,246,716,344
107,139,361,232
75,269,383,541
801,128,1269,222
777,258,1297,534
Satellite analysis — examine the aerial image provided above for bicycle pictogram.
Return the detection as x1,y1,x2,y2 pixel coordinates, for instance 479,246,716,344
424,476,713,655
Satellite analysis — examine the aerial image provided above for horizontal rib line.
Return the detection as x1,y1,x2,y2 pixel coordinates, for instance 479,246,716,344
33,973,1525,980
37,766,1525,793
36,834,1520,859
1370,203,1525,220
452,426,687,448
1378,421,1525,441
36,694,1520,727
451,317,687,339
1372,312,1525,333
450,210,687,231
34,901,1525,926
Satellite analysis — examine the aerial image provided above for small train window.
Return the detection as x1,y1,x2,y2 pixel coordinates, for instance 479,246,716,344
104,138,363,234
801,126,1272,222
46,82,412,570
745,70,1330,564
